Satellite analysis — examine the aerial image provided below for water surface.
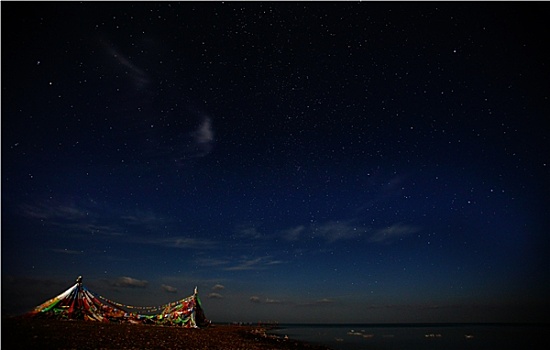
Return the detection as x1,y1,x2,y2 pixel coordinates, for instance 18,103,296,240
269,323,549,350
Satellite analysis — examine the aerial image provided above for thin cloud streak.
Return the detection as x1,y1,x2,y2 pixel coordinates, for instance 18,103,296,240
248,296,337,306
20,201,128,238
279,220,419,245
223,256,284,271
161,284,178,293
208,293,223,299
196,257,231,267
50,248,83,255
313,220,365,243
281,225,305,241
20,201,89,221
102,41,150,89
111,276,149,288
279,220,366,243
223,257,264,271
133,236,218,250
18,199,221,250
369,223,420,243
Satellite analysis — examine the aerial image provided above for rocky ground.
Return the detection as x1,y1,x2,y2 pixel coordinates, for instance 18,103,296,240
1,318,332,350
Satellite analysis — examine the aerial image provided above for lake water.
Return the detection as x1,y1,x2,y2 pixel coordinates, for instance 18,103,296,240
268,323,549,350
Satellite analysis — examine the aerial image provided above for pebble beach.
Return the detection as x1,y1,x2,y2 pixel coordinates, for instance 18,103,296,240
1,318,332,350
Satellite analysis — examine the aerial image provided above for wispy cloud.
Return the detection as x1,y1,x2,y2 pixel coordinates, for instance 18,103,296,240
135,236,218,250
223,257,264,271
279,220,419,245
249,296,287,305
69,223,126,237
165,115,216,162
223,256,284,271
194,116,214,145
187,116,214,158
281,225,305,241
369,223,420,243
197,252,288,274
196,257,231,267
18,199,220,252
102,41,149,89
121,211,166,226
111,276,149,288
20,200,127,236
298,298,336,307
161,284,178,293
208,292,223,299
312,220,365,243
212,284,225,291
50,248,83,255
21,201,89,221
316,298,335,304
235,225,264,240
248,296,334,306
279,220,365,243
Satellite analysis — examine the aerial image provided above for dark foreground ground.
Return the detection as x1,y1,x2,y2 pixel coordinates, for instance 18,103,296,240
1,318,332,350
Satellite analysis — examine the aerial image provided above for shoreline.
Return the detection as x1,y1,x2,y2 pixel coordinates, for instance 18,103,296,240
1,318,332,349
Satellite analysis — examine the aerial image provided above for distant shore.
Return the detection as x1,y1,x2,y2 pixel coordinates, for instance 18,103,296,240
1,318,332,350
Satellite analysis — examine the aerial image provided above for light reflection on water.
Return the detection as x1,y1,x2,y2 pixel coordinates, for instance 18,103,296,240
269,324,549,350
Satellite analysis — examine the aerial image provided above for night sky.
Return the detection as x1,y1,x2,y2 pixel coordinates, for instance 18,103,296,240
2,2,549,324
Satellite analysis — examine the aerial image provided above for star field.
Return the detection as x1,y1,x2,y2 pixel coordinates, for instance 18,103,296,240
2,2,549,323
